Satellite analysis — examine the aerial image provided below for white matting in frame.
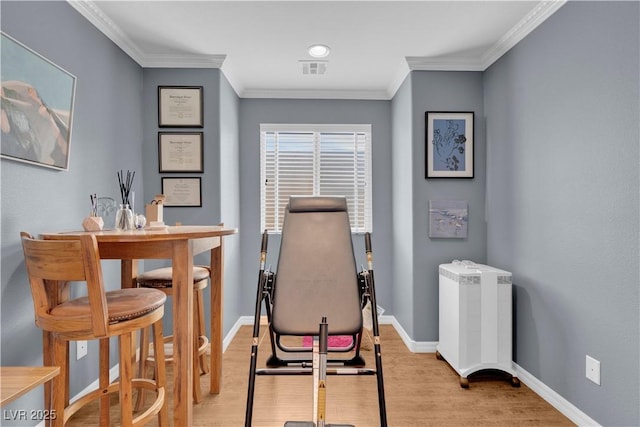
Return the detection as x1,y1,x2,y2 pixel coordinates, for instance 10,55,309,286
158,132,203,172
158,86,203,128
426,111,474,178
161,177,202,207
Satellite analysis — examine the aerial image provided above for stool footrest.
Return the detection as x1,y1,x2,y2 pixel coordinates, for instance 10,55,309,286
64,379,164,425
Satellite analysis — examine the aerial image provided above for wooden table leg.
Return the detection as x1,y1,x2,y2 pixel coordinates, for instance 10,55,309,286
210,239,223,394
120,259,138,289
171,240,194,426
120,260,139,366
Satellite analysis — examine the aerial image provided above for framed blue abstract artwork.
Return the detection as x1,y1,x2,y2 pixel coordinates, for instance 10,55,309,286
1,32,76,171
425,111,474,178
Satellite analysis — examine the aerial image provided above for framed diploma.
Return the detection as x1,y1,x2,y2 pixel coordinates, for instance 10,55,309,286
161,177,202,207
158,86,203,127
158,132,204,172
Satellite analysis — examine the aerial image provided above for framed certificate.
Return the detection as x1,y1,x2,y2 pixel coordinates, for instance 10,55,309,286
158,86,203,127
158,132,204,172
161,177,202,207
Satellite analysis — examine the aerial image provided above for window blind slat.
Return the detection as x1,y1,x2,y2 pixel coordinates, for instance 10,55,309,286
261,125,372,233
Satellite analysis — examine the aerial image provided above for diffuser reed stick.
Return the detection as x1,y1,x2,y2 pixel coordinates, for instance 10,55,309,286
117,170,135,206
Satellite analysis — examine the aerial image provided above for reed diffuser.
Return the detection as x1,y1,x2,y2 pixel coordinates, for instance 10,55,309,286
115,170,135,230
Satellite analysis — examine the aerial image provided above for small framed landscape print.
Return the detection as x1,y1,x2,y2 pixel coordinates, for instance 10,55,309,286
161,177,202,207
429,200,468,239
426,111,474,178
158,132,203,173
158,86,203,128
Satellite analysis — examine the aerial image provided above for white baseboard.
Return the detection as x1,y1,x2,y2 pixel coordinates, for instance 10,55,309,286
514,363,601,427
229,314,439,353
224,315,254,351
384,315,438,353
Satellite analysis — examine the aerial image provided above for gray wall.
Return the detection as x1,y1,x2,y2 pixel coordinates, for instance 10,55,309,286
411,71,486,342
219,74,242,333
1,1,144,421
141,68,221,228
484,2,639,426
238,99,394,315
141,68,241,335
390,77,415,337
2,1,639,426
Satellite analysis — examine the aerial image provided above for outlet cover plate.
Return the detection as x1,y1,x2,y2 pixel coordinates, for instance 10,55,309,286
77,341,88,360
586,355,600,385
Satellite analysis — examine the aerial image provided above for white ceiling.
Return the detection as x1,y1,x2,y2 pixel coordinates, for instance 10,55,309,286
70,1,566,99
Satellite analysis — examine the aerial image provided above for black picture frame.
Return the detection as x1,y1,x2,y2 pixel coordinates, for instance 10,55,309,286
425,111,474,179
158,132,204,173
158,86,203,128
161,177,202,207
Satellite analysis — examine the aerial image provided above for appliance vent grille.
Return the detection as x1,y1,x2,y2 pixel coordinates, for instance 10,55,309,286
300,60,327,75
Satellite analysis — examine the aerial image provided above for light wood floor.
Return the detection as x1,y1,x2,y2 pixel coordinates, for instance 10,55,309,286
67,325,574,426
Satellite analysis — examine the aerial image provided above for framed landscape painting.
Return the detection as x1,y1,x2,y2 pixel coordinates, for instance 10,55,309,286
1,32,77,170
425,111,474,178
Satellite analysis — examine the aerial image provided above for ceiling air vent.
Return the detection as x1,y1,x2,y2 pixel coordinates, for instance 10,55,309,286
299,60,327,75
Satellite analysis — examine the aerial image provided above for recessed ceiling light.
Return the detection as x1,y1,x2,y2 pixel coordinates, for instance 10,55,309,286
308,44,330,58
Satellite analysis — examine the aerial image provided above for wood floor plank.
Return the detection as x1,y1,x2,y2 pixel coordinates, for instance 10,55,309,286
66,325,574,426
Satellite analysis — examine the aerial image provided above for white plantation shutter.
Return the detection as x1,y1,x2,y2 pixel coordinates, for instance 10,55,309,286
260,124,372,233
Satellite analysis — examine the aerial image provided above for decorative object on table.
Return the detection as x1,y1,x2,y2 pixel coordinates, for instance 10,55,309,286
135,213,147,229
158,86,203,128
82,193,104,231
96,197,117,229
158,132,204,172
425,111,474,179
161,177,202,207
115,170,135,230
428,200,468,239
115,204,134,231
1,32,77,171
145,194,165,227
128,190,146,229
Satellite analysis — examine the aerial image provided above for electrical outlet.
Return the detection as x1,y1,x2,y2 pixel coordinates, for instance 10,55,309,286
77,340,88,360
586,355,600,385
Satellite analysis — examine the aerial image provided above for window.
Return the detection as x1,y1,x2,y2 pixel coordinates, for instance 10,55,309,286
260,124,372,233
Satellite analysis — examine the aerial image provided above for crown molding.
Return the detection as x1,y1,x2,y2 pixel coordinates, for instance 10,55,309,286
69,0,565,99
142,54,226,69
385,59,412,100
240,88,390,100
405,56,484,72
67,0,225,69
480,0,567,69
67,0,146,64
405,0,567,74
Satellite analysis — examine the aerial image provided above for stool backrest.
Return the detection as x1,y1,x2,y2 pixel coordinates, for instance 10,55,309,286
20,232,109,337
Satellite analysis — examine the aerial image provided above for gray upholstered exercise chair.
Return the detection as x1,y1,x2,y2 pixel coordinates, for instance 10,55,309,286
245,196,387,427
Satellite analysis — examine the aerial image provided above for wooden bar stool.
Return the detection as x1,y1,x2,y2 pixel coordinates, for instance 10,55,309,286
20,232,168,427
136,266,210,406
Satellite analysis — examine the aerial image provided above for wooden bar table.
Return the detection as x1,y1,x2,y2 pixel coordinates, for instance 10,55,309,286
0,366,60,407
42,225,237,426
